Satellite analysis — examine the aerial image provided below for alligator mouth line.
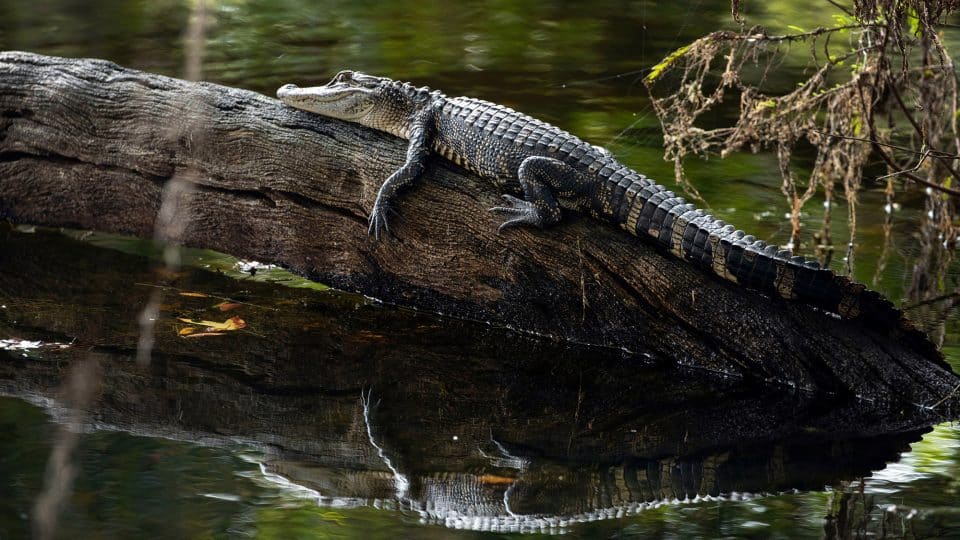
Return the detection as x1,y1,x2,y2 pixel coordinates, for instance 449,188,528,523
277,84,346,103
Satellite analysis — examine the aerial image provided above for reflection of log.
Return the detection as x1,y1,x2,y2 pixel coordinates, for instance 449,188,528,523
0,228,946,533
0,51,956,402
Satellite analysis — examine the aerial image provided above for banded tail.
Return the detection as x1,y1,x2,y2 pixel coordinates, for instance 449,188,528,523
600,171,943,364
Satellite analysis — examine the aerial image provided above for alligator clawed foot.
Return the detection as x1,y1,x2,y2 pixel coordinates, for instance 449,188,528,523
367,203,398,240
489,194,543,233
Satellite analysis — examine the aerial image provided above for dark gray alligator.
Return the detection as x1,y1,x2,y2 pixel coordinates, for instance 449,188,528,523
276,71,932,348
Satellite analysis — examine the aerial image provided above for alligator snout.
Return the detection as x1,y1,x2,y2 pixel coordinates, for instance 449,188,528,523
276,84,299,98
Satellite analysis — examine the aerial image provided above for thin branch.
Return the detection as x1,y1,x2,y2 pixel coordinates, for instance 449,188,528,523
760,24,879,42
888,83,926,141
929,382,960,409
875,148,929,180
824,125,960,197
811,130,960,160
871,143,960,196
825,0,854,17
712,24,881,45
903,290,960,309
888,82,960,181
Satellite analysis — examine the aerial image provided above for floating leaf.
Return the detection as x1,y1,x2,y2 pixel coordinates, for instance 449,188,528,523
177,316,246,331
183,332,227,338
178,292,210,298
354,330,389,342
222,316,246,330
178,327,197,336
215,302,243,312
478,474,516,485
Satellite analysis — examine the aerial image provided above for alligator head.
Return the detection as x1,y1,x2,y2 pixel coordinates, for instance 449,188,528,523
277,70,433,138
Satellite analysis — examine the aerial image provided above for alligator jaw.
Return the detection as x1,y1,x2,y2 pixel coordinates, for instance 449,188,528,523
277,83,376,120
277,83,340,103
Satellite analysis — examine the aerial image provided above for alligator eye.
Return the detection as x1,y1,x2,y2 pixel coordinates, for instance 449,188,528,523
333,70,354,83
348,73,381,88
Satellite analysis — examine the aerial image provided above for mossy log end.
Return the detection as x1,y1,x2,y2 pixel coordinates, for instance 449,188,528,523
0,51,956,405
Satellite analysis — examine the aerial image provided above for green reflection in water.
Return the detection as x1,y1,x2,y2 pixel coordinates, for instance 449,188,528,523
71,230,329,291
5,385,947,540
0,398,526,539
905,423,960,478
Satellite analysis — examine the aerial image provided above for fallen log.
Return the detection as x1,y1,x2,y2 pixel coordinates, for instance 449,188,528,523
0,51,957,405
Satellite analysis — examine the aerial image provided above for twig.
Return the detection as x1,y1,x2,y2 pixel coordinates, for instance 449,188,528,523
875,147,960,196
813,130,960,159
889,83,960,181
824,0,854,17
875,148,930,180
811,130,960,197
903,290,960,309
929,382,960,409
740,24,878,43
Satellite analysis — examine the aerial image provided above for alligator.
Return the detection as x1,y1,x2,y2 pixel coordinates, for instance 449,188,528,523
276,72,936,355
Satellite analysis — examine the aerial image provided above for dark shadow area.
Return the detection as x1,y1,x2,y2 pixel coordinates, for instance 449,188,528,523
0,226,955,534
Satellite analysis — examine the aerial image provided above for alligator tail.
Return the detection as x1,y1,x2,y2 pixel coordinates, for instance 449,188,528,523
608,175,943,365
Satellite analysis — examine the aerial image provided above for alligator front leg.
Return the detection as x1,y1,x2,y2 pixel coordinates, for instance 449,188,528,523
368,107,436,239
490,156,589,233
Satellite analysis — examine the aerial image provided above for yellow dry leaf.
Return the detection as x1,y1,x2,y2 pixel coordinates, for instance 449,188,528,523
178,292,210,298
354,330,388,342
222,316,246,330
177,316,246,331
477,474,515,486
183,332,226,338
178,327,197,336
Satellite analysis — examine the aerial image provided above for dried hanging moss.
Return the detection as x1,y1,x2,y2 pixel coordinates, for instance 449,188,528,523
646,0,960,274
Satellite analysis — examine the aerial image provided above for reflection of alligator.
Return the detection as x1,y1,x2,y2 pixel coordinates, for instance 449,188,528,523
266,461,725,533
278,73,935,356
264,428,924,534
252,385,930,534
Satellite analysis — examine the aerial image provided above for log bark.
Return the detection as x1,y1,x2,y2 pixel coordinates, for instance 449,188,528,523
0,51,957,405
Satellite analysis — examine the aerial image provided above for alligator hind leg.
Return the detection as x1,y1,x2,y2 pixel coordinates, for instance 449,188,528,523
490,156,588,232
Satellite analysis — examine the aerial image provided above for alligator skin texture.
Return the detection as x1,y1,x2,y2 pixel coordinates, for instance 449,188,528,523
277,73,912,331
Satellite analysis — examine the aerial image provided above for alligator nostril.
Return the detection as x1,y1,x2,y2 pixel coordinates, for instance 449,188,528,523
276,84,299,98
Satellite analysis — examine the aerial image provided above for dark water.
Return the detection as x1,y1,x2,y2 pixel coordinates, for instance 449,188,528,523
2,0,960,538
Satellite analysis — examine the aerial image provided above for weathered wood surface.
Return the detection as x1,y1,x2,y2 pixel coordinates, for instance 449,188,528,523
0,51,957,405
